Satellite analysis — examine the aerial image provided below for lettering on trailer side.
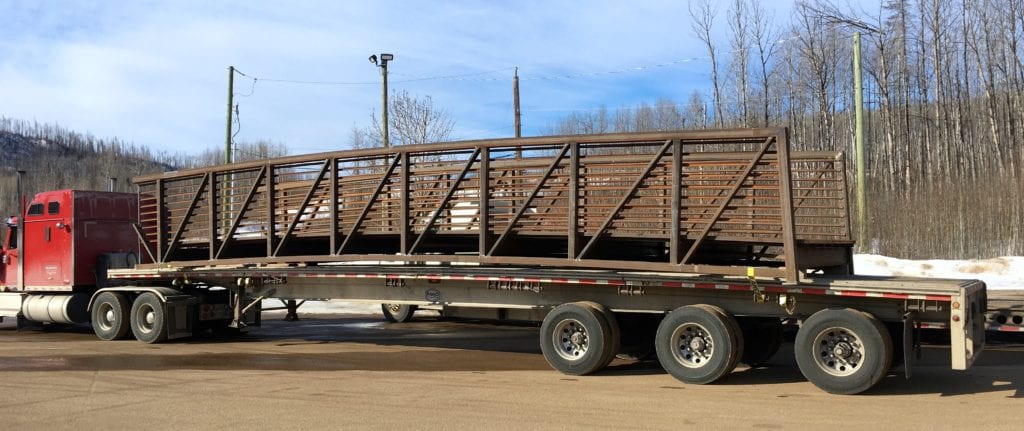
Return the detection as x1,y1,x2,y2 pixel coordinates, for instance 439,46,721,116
487,280,542,293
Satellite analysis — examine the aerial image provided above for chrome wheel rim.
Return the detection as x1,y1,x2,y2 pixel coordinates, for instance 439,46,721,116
552,319,589,361
812,327,865,376
135,303,156,334
97,302,116,331
670,323,714,368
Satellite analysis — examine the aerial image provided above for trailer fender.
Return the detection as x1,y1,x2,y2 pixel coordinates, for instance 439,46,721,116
87,286,194,311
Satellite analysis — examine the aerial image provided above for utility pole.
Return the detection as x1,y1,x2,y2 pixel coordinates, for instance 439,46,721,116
513,67,522,159
853,32,867,248
369,54,395,149
513,67,522,139
225,66,235,165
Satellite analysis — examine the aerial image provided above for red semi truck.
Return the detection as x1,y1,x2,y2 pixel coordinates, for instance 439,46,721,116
0,128,990,394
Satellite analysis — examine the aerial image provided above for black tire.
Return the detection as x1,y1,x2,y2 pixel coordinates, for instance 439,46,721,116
381,304,418,323
696,304,744,372
577,301,621,368
130,292,168,344
739,317,784,367
794,308,893,395
655,305,742,385
91,292,131,341
540,302,615,375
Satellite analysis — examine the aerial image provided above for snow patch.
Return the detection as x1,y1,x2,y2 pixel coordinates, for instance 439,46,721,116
854,254,1024,290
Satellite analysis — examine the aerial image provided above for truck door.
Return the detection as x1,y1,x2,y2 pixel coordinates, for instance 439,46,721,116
23,195,73,290
0,220,17,289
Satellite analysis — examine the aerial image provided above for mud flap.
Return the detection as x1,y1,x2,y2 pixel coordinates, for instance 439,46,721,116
902,312,919,379
164,295,197,340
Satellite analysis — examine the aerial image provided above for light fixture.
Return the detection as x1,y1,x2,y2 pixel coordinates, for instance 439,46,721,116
368,54,378,65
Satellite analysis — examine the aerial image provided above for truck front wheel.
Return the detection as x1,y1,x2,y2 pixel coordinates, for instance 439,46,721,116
794,308,893,394
130,293,168,344
92,292,131,341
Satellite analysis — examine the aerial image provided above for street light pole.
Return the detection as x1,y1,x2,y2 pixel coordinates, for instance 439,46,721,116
369,53,395,149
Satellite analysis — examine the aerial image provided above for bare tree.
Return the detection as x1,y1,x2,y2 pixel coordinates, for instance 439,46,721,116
690,0,725,126
367,90,456,147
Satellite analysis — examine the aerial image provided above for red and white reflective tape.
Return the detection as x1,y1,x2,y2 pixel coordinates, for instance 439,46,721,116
110,269,953,303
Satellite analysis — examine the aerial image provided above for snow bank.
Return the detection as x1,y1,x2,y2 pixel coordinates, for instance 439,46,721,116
854,254,1024,290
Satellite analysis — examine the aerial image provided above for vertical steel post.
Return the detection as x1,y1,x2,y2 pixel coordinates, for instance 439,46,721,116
854,32,867,250
225,66,234,165
568,142,579,259
479,147,490,256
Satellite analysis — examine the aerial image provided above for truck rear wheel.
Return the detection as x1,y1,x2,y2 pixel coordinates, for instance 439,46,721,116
655,305,742,384
794,308,893,394
92,292,131,341
381,304,417,323
130,293,168,344
540,302,615,375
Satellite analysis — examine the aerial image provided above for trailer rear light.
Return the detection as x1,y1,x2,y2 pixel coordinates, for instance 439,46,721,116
951,314,961,322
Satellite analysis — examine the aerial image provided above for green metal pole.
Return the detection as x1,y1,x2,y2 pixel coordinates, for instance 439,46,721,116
381,62,389,149
226,66,235,165
853,32,866,249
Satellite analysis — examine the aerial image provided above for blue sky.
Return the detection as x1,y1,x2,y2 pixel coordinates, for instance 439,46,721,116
1,0,797,156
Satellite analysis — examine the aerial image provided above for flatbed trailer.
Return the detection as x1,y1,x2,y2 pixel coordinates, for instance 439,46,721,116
0,128,989,394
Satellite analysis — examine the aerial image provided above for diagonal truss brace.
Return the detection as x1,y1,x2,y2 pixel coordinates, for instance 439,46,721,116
487,143,571,256
578,139,672,259
273,160,331,256
163,173,210,261
409,147,481,254
215,166,267,259
680,137,774,265
337,155,403,254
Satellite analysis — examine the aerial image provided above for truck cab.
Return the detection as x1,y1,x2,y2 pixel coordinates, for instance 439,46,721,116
0,190,141,326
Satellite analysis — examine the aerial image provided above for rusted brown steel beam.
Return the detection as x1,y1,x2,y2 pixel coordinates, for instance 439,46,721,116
338,155,402,254
568,142,579,259
163,173,209,261
671,139,682,264
133,128,789,183
578,140,672,259
137,252,790,280
680,137,774,265
155,178,164,263
215,166,266,259
479,147,490,255
265,164,276,257
330,158,339,254
409,147,481,254
775,129,799,282
132,223,157,263
400,152,410,254
487,143,571,256
274,160,331,256
208,172,218,260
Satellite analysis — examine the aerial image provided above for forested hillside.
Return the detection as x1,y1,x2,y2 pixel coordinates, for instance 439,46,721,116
0,117,287,221
545,0,1024,259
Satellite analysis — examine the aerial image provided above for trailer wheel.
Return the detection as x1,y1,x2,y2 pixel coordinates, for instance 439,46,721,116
696,304,744,372
381,304,418,323
655,305,742,384
540,302,615,375
794,309,893,394
577,301,621,367
92,292,131,341
130,293,168,344
738,317,784,367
